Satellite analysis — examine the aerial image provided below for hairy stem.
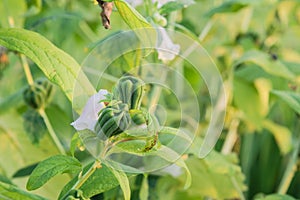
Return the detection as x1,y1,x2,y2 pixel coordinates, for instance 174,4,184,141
20,54,34,85
72,160,102,190
39,109,66,155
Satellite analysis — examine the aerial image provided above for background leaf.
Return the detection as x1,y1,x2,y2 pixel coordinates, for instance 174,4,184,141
12,163,38,178
0,0,27,28
262,119,292,154
0,28,95,112
205,1,248,17
23,109,47,144
114,0,156,48
108,164,131,200
255,194,296,200
59,162,121,199
233,77,264,127
27,155,82,190
271,90,300,115
234,50,295,80
25,0,42,16
0,181,47,200
159,0,195,15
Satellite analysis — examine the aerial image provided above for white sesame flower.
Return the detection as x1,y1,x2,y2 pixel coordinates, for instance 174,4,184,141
71,89,108,132
156,27,180,62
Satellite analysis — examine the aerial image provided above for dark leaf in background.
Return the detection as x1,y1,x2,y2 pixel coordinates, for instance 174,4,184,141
12,163,39,178
27,155,82,191
205,1,248,17
23,109,47,144
159,0,195,15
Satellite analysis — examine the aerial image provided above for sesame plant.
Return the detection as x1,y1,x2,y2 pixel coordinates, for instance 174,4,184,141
0,0,300,200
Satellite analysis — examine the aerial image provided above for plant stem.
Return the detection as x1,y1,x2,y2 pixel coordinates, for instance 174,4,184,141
148,70,167,114
277,119,300,194
39,109,67,155
20,54,34,85
221,118,240,154
72,160,101,190
19,53,66,155
199,20,214,42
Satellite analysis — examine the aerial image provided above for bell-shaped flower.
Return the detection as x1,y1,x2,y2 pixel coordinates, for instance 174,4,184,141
71,89,108,132
156,27,180,63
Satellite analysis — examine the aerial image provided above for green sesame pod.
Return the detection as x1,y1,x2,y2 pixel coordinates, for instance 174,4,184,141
100,117,119,137
131,83,144,110
117,111,131,131
120,79,133,107
113,76,145,110
130,109,146,125
98,108,114,127
95,108,113,134
95,102,131,138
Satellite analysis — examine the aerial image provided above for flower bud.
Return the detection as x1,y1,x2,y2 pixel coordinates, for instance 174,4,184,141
95,102,131,138
129,109,147,125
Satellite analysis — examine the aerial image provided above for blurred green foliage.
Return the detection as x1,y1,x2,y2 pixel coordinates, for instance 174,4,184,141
0,0,300,199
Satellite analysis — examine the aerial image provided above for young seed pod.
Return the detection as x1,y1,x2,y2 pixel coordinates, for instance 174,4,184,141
113,76,145,110
129,109,147,125
23,79,53,109
95,102,131,138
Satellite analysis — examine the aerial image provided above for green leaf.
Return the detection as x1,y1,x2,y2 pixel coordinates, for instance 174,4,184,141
0,88,24,114
205,1,248,17
0,0,27,28
174,158,191,189
262,119,292,154
114,0,151,30
25,0,42,16
23,109,47,144
0,181,48,200
0,175,13,185
114,0,156,48
156,152,246,199
234,50,295,80
0,28,95,112
59,162,120,199
271,90,300,115
108,164,131,200
12,163,38,178
159,0,195,15
27,155,82,191
233,77,264,127
255,194,296,200
139,175,149,200
0,111,69,198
